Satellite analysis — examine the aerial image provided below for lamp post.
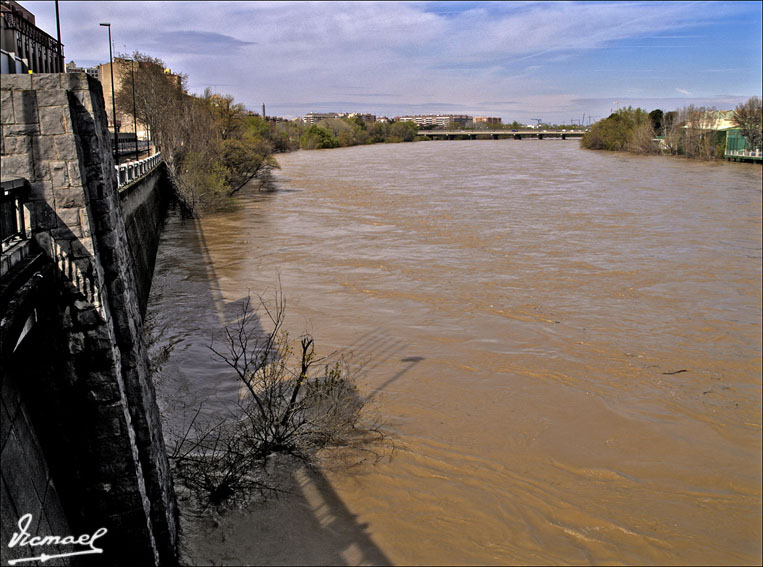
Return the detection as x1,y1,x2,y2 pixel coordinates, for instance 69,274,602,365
55,0,63,72
124,58,139,158
100,22,119,166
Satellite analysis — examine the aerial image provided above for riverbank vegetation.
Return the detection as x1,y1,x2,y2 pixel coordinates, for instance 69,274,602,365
581,97,762,160
158,288,383,508
116,53,280,213
116,52,421,213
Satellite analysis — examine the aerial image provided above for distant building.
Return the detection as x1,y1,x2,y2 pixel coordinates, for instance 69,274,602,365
304,112,342,125
1,0,64,74
474,116,501,125
66,60,99,81
398,114,472,128
683,109,736,131
348,112,376,124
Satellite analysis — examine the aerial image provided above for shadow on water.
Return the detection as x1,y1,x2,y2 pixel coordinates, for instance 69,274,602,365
183,461,393,566
152,206,394,565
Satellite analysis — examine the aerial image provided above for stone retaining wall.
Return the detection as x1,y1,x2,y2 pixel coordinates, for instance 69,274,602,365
1,73,176,565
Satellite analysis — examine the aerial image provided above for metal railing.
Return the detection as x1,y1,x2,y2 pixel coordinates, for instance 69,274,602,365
1,178,30,253
116,152,162,189
117,139,150,155
725,148,762,159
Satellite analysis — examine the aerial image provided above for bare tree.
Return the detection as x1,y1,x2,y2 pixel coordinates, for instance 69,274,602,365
733,96,763,150
167,288,373,507
627,121,659,154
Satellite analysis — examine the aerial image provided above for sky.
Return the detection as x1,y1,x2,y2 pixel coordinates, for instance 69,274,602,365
23,0,763,124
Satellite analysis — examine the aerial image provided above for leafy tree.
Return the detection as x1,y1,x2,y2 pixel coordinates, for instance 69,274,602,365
388,120,418,142
299,125,339,149
115,51,279,213
203,89,247,140
732,96,762,150
220,135,279,196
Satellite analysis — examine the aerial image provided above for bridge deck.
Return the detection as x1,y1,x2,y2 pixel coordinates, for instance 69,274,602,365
419,129,586,138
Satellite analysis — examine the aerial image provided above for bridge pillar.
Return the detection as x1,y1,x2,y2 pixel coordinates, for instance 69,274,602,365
1,74,177,565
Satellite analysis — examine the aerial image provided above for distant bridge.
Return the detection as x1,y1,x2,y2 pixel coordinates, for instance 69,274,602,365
419,129,587,140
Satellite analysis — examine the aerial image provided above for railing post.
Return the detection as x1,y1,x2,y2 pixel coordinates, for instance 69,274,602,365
1,177,31,253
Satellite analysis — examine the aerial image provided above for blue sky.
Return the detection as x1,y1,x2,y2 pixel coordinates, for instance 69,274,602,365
24,1,763,124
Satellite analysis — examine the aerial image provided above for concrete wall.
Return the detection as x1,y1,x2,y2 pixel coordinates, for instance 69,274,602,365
120,163,170,316
0,73,176,565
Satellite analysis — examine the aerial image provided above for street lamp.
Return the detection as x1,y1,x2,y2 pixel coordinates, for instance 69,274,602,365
124,58,139,158
100,22,119,166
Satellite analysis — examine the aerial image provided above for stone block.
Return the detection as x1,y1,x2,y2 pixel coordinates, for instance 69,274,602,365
33,201,57,231
78,209,92,237
53,185,85,209
68,331,85,354
85,378,120,404
70,236,94,260
85,328,112,353
52,134,77,161
69,90,94,115
1,122,41,136
75,303,101,327
94,414,122,439
62,73,89,92
38,106,67,135
1,135,31,156
67,160,84,186
1,73,32,90
0,90,14,124
34,87,67,108
56,206,82,230
31,74,62,91
12,90,38,124
1,154,34,180
35,135,57,163
49,160,70,189
27,178,53,201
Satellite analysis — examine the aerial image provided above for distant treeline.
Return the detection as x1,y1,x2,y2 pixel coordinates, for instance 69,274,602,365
580,98,762,160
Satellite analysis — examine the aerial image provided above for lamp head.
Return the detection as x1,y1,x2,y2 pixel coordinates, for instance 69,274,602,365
99,22,110,27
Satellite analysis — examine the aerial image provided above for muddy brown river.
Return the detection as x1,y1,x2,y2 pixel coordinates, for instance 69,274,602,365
147,140,762,565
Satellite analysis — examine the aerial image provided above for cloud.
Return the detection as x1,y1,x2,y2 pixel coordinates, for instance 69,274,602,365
675,88,691,95
21,1,762,121
145,31,255,55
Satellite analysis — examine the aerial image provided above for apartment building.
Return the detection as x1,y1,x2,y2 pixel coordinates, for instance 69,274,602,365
398,114,472,128
303,112,342,125
1,0,64,74
474,116,502,125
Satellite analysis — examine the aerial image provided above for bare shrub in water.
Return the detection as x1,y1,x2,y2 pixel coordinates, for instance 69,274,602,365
168,288,373,507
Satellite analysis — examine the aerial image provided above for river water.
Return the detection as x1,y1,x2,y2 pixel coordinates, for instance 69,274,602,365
147,140,762,565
